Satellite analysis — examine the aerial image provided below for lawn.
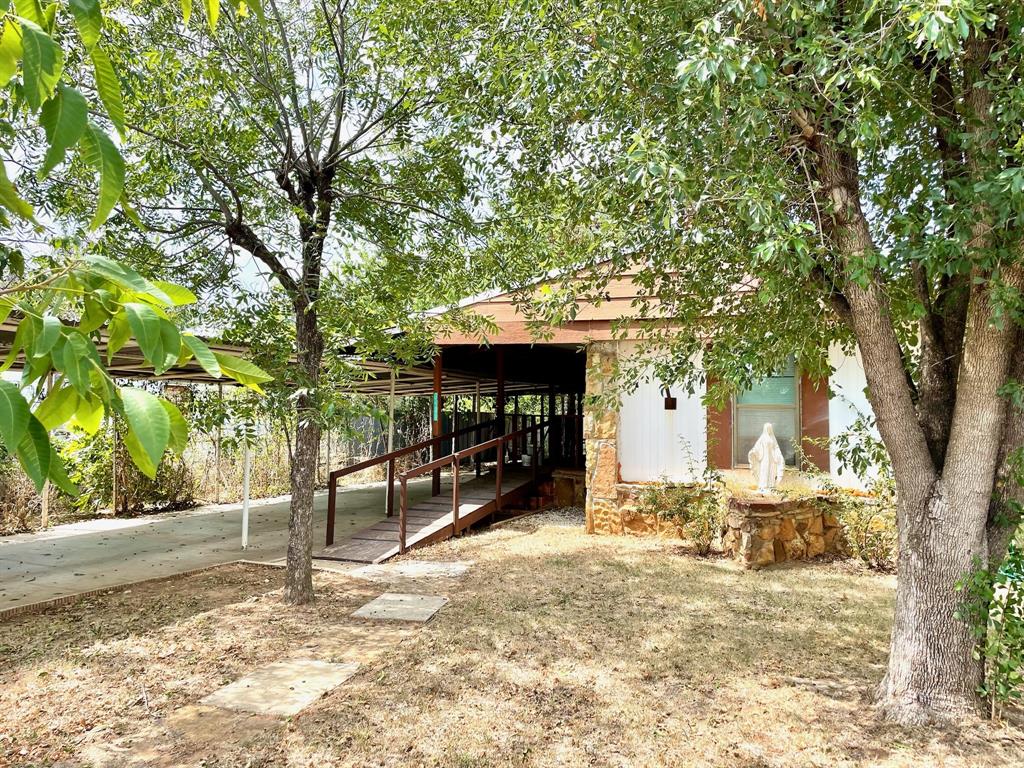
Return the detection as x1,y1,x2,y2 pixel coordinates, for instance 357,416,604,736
2,509,1021,767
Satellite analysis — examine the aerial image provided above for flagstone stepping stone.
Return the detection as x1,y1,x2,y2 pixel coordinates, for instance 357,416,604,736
349,560,473,581
351,592,449,622
201,659,360,717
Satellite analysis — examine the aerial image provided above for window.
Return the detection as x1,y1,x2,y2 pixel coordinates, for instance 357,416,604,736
733,358,799,466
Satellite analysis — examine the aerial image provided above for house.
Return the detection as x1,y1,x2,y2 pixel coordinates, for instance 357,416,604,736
341,265,874,544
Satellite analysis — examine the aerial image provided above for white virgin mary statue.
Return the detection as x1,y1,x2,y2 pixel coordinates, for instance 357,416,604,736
748,423,785,494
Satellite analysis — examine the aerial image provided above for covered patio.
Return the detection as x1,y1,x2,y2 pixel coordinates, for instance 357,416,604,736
319,343,587,562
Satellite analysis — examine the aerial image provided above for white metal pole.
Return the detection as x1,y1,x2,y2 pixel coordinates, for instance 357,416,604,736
241,443,251,549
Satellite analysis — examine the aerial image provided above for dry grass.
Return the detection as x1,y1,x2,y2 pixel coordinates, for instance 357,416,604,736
2,511,1022,767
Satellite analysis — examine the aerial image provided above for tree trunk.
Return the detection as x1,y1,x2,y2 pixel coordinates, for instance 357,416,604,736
284,298,324,605
876,479,985,723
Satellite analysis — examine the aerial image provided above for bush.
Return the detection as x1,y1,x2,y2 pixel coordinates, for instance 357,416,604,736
820,477,898,571
60,427,196,515
957,542,1024,720
0,451,42,533
638,473,725,555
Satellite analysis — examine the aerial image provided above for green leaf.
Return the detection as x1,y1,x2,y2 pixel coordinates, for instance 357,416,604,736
89,45,125,138
60,331,98,396
13,0,44,28
121,424,156,478
39,85,88,177
183,334,221,378
0,158,36,222
124,302,163,366
152,280,197,306
0,18,23,88
70,392,103,434
161,399,188,454
34,314,61,356
68,0,102,51
107,310,130,361
46,443,78,495
78,121,125,229
0,379,30,452
35,382,79,430
119,386,170,477
59,335,95,397
203,0,219,30
155,317,180,374
16,414,51,492
213,351,273,392
83,256,172,304
181,0,192,26
20,20,63,111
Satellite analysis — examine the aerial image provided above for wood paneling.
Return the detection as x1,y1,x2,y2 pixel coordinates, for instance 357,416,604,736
800,375,831,472
705,377,733,470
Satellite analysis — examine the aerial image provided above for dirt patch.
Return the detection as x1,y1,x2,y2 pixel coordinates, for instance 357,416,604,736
3,513,1022,767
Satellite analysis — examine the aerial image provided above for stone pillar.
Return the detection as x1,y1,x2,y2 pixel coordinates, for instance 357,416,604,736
583,342,621,534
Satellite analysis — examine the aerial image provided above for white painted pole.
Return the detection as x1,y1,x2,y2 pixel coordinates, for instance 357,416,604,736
241,443,251,549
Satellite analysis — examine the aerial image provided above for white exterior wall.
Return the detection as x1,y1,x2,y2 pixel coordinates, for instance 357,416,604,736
615,341,880,488
617,344,707,483
827,343,879,488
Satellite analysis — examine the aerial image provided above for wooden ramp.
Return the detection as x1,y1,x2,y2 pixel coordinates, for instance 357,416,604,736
317,468,536,564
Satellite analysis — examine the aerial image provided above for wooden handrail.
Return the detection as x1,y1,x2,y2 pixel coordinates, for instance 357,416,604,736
325,417,498,546
327,417,499,482
397,419,552,554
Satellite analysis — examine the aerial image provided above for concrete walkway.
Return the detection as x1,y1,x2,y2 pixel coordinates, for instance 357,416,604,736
0,477,437,612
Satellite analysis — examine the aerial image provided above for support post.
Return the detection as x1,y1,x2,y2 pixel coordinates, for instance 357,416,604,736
513,394,520,461
327,472,336,546
111,415,119,515
387,371,396,515
399,477,408,554
241,443,251,549
474,381,482,477
495,348,505,468
548,386,558,463
452,458,460,534
432,352,443,496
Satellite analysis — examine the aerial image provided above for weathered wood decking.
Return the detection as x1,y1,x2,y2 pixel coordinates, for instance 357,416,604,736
317,468,536,564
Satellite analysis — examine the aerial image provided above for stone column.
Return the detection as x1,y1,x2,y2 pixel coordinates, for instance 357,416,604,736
583,342,621,534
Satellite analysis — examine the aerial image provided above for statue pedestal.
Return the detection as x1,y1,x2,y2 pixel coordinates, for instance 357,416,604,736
722,496,846,569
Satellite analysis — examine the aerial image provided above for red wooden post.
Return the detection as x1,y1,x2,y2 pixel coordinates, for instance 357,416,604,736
386,458,395,517
326,473,336,546
495,439,504,512
452,458,460,534
432,352,443,496
495,348,506,467
399,476,408,554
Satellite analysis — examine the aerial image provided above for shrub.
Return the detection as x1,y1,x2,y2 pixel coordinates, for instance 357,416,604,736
957,542,1024,720
818,476,898,571
638,473,725,555
60,427,197,515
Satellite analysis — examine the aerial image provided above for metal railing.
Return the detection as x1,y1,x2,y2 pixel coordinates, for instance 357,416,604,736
396,419,552,554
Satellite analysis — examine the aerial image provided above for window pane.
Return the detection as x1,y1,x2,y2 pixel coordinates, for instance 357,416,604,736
736,376,797,405
735,406,798,466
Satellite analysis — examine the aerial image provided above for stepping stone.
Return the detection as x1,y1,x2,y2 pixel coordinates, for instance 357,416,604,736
349,560,473,581
201,659,360,717
351,592,449,622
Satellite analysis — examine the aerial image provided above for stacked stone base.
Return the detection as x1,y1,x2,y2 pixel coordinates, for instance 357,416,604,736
588,483,684,536
723,496,845,569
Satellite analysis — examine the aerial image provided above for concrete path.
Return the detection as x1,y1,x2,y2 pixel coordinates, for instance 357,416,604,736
0,477,438,611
